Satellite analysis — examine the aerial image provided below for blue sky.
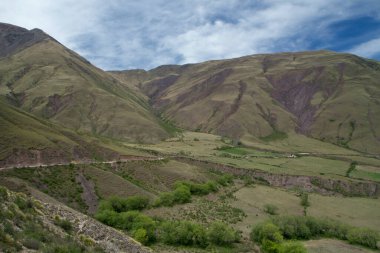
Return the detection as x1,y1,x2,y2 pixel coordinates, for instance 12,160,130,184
1,0,380,70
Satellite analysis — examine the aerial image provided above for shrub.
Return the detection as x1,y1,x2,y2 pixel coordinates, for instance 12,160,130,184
95,210,119,227
118,211,140,230
173,185,191,203
300,193,310,208
347,227,380,249
98,196,150,213
15,195,33,210
217,174,234,186
264,204,279,215
272,216,311,239
154,192,175,207
54,218,73,233
251,222,283,245
159,220,208,247
125,196,150,210
0,186,8,201
129,213,156,243
278,241,307,253
133,228,148,245
207,221,240,246
206,181,219,192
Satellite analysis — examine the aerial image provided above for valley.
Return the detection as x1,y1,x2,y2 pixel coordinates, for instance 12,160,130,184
0,22,380,252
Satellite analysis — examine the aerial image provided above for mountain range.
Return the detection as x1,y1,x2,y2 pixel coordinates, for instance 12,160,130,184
1,22,380,162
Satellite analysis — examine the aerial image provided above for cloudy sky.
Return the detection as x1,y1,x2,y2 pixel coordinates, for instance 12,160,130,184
1,0,380,70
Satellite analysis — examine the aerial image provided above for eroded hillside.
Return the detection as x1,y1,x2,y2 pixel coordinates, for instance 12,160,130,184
112,51,380,154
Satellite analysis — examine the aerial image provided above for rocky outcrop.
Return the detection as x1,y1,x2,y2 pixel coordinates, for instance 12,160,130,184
42,202,151,253
175,157,380,197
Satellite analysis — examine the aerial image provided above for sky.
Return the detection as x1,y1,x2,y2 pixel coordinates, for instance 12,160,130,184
1,0,380,70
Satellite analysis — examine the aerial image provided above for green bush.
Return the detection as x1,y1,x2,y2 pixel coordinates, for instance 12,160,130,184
264,204,279,215
154,192,175,207
347,227,380,249
118,211,140,230
130,213,156,240
216,174,234,186
173,185,191,203
0,186,8,201
251,222,308,253
207,221,240,246
251,222,283,245
133,228,148,245
94,210,119,227
278,241,307,253
159,221,208,247
99,196,150,213
124,196,150,210
300,193,310,208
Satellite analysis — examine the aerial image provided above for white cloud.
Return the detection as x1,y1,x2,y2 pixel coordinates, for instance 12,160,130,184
349,37,380,58
1,0,379,69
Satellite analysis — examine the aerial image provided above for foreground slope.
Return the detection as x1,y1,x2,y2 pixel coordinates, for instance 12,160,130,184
0,23,169,143
113,51,380,154
0,185,149,252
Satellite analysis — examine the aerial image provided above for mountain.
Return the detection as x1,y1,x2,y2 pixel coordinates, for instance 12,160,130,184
112,51,380,154
0,22,170,144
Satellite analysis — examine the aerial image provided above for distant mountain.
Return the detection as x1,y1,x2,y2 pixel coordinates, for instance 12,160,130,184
0,23,170,143
112,51,380,154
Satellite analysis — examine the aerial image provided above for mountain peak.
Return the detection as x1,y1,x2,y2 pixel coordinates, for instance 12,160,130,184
0,22,50,57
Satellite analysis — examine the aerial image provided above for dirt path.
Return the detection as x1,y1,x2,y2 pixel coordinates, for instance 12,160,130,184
0,156,165,171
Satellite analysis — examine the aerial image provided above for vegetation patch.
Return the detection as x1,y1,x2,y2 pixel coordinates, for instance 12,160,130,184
154,175,234,207
215,145,249,156
251,215,380,252
95,195,241,249
2,165,88,212
346,161,358,178
260,131,288,142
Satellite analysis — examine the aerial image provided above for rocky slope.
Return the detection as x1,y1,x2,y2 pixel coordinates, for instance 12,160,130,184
0,185,150,252
112,51,380,154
